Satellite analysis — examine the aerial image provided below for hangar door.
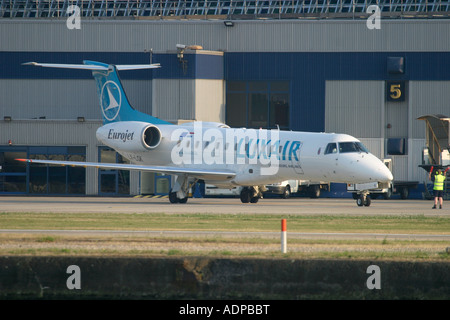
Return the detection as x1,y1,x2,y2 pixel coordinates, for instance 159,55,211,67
325,80,409,180
325,80,383,142
385,81,408,156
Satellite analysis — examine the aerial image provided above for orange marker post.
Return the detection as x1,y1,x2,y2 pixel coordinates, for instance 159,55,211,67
281,219,287,253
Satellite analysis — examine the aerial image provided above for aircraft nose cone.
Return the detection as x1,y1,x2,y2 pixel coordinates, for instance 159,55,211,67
377,162,393,182
362,154,393,182
382,167,394,182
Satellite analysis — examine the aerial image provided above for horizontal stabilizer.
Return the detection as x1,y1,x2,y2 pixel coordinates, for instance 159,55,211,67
22,62,161,71
116,64,161,70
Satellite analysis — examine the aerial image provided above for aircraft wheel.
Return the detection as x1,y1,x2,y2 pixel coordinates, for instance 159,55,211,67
240,188,251,203
169,192,179,204
178,197,188,204
364,196,371,207
250,196,259,203
356,196,364,207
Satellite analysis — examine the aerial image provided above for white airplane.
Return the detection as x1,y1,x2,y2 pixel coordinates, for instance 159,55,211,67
20,60,393,206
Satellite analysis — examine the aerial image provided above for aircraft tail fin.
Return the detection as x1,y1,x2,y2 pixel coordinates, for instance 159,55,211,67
23,60,171,125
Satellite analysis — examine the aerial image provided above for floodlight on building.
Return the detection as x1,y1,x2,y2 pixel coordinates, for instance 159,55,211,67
176,44,203,74
4,116,12,122
77,117,85,122
224,20,234,27
144,48,154,64
176,44,203,61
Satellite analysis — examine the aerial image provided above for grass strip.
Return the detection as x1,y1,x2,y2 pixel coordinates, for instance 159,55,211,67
0,234,448,260
0,212,449,234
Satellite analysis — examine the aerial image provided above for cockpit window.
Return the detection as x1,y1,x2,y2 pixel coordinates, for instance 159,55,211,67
356,142,369,153
324,143,337,154
338,142,369,153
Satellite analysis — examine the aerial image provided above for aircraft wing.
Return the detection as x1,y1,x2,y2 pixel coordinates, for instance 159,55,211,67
16,159,236,181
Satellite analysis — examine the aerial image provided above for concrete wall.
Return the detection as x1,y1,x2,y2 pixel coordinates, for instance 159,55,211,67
0,256,448,299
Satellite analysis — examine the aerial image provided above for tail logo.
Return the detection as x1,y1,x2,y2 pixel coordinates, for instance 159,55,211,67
101,81,122,121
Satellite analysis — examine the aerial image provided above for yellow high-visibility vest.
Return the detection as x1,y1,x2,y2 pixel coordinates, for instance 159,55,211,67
433,174,446,191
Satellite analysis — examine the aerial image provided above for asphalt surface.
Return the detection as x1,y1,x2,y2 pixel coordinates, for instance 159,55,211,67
1,196,449,241
0,195,448,215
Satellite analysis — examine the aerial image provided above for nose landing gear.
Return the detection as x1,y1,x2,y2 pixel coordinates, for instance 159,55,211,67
356,190,371,207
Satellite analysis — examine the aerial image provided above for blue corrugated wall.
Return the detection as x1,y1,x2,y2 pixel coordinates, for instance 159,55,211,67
225,52,450,132
1,51,449,132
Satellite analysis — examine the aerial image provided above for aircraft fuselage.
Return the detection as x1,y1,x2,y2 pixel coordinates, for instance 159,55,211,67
96,121,393,188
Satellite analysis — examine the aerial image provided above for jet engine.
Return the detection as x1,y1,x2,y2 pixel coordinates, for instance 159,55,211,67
96,121,162,152
142,125,162,149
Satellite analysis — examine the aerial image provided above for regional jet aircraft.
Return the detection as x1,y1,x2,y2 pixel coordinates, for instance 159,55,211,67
20,61,393,206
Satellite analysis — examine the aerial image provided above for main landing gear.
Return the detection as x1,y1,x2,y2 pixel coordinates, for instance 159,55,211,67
240,186,264,204
169,191,188,204
355,190,371,207
169,175,197,204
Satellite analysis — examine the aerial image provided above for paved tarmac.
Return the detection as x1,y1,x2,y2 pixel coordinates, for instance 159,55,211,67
1,196,449,241
0,195,448,216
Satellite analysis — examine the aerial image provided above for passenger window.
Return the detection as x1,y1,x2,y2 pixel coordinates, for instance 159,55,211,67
324,143,337,155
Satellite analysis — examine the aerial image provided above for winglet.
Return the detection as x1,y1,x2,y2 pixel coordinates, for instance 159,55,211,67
16,158,30,163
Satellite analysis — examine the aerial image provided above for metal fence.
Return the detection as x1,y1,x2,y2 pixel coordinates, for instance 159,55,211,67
1,0,449,18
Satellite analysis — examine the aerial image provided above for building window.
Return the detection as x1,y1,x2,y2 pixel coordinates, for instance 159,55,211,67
226,81,290,129
0,146,86,195
28,146,86,195
98,147,130,195
0,148,27,193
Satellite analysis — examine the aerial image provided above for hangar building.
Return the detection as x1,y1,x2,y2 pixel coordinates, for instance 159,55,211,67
1,0,449,198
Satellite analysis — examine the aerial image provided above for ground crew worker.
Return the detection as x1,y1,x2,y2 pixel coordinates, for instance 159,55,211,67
429,167,448,209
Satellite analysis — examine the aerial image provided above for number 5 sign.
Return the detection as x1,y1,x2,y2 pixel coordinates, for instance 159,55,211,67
386,81,406,102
